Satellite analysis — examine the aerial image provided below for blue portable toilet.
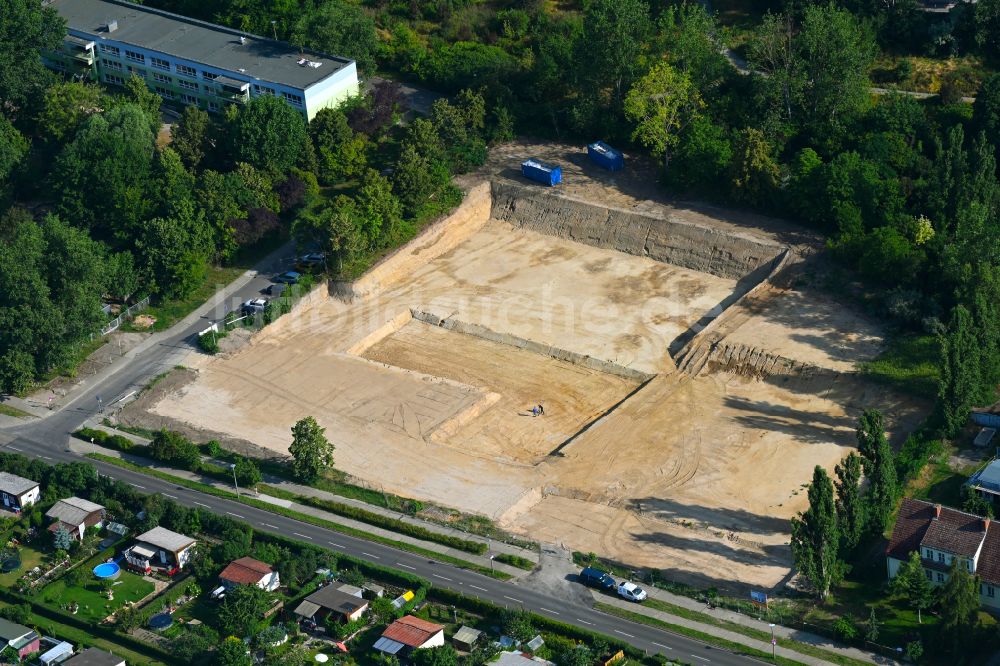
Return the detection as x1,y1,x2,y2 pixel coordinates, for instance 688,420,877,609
587,141,624,171
521,159,562,186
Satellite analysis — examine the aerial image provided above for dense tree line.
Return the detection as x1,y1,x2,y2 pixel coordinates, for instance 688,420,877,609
0,0,495,395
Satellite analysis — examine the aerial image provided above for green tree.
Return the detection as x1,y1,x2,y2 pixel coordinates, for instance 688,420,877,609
118,74,162,134
218,584,272,638
938,305,982,437
580,0,651,104
729,128,780,207
171,105,213,170
624,61,703,171
233,457,261,489
864,607,880,644
35,81,103,144
855,409,898,536
974,0,1000,62
215,635,252,666
51,104,156,235
790,466,840,599
369,596,400,625
288,416,334,483
961,484,994,519
356,169,403,249
292,195,364,272
52,525,72,551
747,12,803,131
136,208,211,299
798,4,876,135
937,559,980,651
668,115,733,192
973,74,1000,165
411,645,459,666
499,608,534,642
657,3,730,95
392,144,450,216
309,108,367,184
834,452,864,551
292,1,378,74
227,95,307,175
0,0,65,114
0,115,28,190
891,550,934,623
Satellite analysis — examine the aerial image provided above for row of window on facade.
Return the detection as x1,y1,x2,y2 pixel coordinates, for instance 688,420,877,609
96,43,303,106
102,73,219,111
920,568,998,598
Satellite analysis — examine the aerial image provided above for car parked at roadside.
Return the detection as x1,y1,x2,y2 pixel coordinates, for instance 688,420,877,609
617,581,647,602
240,298,268,315
579,567,617,592
272,271,301,284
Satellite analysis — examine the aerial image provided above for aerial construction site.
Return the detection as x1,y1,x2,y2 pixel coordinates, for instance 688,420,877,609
131,142,924,591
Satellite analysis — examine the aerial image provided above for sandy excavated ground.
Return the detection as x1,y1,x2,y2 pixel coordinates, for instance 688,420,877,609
142,169,924,591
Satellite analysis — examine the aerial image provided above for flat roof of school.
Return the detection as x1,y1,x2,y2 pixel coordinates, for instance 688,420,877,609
49,0,353,89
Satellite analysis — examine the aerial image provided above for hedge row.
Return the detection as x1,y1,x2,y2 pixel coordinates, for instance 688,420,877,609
294,494,488,555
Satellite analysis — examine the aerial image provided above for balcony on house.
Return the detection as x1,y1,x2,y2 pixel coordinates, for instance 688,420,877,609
63,35,95,65
213,76,250,103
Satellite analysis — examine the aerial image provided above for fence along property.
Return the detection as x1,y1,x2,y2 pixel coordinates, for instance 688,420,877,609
96,297,151,338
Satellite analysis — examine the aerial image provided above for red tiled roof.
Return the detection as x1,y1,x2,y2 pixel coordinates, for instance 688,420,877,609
382,615,444,648
219,557,273,585
887,498,936,560
888,497,991,564
978,523,1000,586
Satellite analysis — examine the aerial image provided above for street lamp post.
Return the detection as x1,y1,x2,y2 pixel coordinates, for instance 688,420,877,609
271,20,278,40
769,623,776,662
230,463,240,497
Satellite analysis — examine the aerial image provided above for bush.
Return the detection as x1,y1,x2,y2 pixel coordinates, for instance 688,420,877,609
198,331,220,354
149,430,201,470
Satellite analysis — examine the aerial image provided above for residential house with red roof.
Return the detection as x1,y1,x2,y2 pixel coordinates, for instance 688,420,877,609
373,615,445,656
887,497,1000,609
219,557,280,592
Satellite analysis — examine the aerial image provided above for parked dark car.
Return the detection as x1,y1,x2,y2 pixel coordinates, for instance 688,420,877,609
272,271,301,284
264,283,287,297
579,567,617,591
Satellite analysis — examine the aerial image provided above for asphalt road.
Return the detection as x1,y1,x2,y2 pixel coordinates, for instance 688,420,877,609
0,250,762,666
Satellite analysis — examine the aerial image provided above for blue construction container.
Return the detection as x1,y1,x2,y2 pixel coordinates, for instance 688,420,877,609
587,141,624,171
973,411,1000,428
521,159,562,186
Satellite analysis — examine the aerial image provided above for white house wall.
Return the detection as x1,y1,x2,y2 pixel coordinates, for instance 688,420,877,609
303,61,360,120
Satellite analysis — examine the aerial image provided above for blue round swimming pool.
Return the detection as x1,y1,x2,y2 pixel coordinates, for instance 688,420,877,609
93,562,121,579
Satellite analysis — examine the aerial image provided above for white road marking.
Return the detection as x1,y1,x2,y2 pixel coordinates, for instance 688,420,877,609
539,607,560,615
328,542,345,548
469,585,488,592
614,630,635,638
397,563,416,570
263,523,278,530
194,502,210,508
690,656,710,662
41,455,53,460
129,483,145,489
576,618,594,626
293,532,313,540
652,642,671,650
503,595,523,604
163,493,178,499
361,552,380,559
226,512,245,519
433,574,453,582
7,447,21,452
